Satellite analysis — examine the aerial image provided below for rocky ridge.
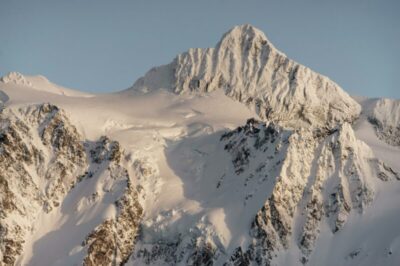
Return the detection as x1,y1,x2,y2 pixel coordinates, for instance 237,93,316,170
131,25,361,129
129,118,398,265
0,104,143,265
0,104,86,264
223,119,398,265
83,137,143,266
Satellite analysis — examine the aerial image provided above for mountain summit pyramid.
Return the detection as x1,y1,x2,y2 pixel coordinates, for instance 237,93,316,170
130,24,361,129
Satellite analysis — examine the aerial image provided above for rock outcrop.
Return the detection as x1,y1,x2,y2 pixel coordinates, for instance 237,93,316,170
129,118,398,265
0,105,143,265
83,137,143,265
221,119,398,265
0,104,87,265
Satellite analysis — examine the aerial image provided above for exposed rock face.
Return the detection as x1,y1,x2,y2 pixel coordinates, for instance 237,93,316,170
83,137,143,266
0,103,87,265
0,105,143,266
368,98,400,146
134,232,219,266
83,180,142,266
129,118,397,266
220,119,397,265
131,25,361,129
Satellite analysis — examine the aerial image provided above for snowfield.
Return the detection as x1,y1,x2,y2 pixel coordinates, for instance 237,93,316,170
0,25,399,266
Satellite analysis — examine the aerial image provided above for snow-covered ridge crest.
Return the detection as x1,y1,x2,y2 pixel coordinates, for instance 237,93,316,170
0,103,143,265
0,72,93,97
130,24,361,129
0,72,33,87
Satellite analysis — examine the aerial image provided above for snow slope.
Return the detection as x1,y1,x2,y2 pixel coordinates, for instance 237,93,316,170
1,72,92,97
0,25,400,266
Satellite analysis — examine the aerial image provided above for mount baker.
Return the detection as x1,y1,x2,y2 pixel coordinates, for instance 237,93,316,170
1,25,400,266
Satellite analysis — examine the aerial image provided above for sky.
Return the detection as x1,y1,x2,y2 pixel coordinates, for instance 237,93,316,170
0,0,399,98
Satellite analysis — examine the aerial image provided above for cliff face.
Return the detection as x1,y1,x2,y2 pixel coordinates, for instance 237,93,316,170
83,137,143,266
0,104,87,265
129,118,398,266
0,104,143,266
222,120,397,265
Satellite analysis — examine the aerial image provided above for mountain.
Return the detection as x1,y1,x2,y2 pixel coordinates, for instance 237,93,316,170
128,24,360,129
1,25,400,266
1,72,92,98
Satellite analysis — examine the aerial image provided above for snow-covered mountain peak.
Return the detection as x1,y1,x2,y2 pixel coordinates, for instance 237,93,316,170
1,72,33,87
215,24,281,56
129,24,361,129
0,72,93,98
0,72,53,89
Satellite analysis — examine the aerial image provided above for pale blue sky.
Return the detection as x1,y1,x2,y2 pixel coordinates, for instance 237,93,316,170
1,0,399,98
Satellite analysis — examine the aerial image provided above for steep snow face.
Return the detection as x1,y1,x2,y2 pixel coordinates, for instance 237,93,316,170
131,25,361,129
